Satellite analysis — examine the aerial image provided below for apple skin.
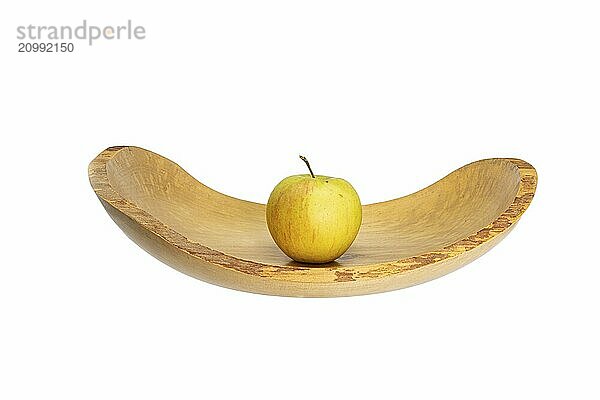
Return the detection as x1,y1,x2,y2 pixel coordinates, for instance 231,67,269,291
266,174,362,264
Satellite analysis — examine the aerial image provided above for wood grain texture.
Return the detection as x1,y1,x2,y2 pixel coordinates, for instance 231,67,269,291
89,146,537,297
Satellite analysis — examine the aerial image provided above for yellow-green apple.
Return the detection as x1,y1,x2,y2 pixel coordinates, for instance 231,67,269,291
266,156,362,263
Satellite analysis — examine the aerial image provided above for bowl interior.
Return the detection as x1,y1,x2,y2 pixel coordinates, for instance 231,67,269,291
106,147,520,267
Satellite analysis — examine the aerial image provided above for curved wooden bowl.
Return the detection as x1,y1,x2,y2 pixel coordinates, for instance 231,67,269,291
89,146,536,297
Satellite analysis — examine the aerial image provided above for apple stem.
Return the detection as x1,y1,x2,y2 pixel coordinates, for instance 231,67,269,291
299,155,315,178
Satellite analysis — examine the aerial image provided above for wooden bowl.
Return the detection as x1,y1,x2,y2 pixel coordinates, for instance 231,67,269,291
89,146,537,297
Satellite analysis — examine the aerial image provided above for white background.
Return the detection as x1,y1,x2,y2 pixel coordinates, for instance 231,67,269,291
1,1,599,399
